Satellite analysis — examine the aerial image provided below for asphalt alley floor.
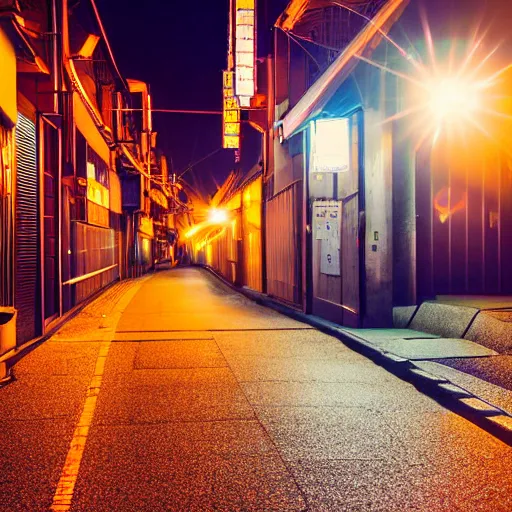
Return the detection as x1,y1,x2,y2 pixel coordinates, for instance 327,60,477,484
1,267,511,511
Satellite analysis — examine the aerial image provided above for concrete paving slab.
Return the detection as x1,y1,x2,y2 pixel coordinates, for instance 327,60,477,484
375,337,497,360
12,342,101,377
393,305,418,328
435,356,512,392
214,329,359,360
241,380,441,412
254,406,399,462
437,382,472,397
289,454,512,512
0,374,91,421
100,342,137,373
488,415,512,433
343,328,440,344
0,419,75,512
415,361,512,416
464,311,512,353
409,302,479,338
226,355,399,383
73,423,306,512
94,367,255,425
134,340,227,369
113,331,214,341
382,410,512,463
409,368,448,383
287,459,438,512
459,397,502,415
49,279,145,342
485,310,512,321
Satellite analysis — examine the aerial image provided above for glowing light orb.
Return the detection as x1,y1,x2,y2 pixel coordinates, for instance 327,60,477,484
208,208,228,224
428,78,480,121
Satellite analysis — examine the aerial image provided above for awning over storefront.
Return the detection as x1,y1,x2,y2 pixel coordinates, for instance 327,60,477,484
277,0,391,33
279,0,407,139
73,92,111,165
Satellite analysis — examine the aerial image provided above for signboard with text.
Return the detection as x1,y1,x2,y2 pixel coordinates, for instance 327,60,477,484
313,200,342,276
235,0,255,107
223,71,240,149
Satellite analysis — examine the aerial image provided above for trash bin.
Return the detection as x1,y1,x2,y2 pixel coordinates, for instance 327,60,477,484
0,307,17,358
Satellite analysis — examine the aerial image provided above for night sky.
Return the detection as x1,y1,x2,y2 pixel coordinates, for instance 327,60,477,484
96,0,263,198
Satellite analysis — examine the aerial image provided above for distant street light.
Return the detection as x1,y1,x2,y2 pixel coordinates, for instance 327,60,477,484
208,208,228,224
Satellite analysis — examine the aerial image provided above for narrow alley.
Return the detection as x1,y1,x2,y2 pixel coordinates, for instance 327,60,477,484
0,267,510,511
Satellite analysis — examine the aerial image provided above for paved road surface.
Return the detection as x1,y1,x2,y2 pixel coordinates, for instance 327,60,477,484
1,268,511,511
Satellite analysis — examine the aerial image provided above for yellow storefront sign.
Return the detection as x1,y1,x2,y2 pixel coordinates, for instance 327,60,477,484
222,70,240,149
224,136,240,149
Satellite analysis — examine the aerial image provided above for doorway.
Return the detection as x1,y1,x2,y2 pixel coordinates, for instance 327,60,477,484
308,111,364,326
42,117,60,324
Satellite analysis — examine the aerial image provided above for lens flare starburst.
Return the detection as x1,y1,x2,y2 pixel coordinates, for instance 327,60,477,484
355,7,512,153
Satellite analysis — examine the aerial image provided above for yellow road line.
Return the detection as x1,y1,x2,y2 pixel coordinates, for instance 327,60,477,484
50,341,111,511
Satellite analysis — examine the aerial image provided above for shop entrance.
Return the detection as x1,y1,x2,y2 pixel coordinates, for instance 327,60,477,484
308,112,364,326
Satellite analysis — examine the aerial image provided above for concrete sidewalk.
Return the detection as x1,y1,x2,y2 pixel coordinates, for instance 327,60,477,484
352,299,512,429
235,277,512,441
1,267,511,511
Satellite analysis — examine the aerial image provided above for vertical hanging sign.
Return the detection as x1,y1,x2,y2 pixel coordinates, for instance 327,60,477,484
235,0,255,107
223,71,240,149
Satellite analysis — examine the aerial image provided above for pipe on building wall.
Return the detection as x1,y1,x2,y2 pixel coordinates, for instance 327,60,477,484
120,145,150,179
51,0,59,114
89,0,128,90
61,0,115,148
51,0,64,319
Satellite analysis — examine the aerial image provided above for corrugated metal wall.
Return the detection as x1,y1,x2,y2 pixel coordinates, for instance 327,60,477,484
416,136,512,298
72,222,118,304
206,225,236,283
194,177,263,292
242,177,263,292
15,113,40,344
265,180,302,305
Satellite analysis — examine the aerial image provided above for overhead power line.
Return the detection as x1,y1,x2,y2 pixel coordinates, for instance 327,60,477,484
111,108,222,115
178,148,223,179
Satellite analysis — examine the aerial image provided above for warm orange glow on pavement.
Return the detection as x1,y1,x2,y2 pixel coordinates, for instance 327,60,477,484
51,341,111,511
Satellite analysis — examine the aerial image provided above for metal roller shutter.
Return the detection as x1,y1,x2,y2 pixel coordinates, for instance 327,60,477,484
15,113,40,344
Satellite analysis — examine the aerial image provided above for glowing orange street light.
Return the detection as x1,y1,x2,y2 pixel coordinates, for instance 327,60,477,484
184,208,230,239
208,208,228,224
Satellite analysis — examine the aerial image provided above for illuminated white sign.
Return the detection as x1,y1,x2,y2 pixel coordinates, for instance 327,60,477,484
235,0,255,106
312,119,350,173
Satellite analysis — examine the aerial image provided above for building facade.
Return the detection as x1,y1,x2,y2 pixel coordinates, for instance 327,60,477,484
266,0,512,327
0,0,175,366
